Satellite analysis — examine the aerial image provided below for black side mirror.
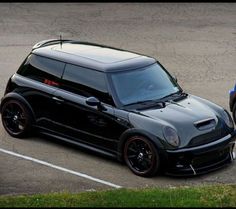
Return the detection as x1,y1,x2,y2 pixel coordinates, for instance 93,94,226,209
86,97,100,106
86,97,106,111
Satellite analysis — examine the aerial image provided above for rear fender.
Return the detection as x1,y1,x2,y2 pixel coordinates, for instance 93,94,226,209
0,92,36,121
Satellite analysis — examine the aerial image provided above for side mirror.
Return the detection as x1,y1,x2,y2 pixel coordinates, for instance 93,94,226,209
86,97,106,111
86,97,100,106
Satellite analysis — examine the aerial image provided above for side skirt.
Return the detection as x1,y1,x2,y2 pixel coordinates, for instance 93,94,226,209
34,125,120,161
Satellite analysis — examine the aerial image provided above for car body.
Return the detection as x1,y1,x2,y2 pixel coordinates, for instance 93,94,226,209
1,39,235,177
229,83,236,123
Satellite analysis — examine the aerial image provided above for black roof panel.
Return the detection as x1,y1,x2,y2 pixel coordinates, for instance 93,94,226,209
32,41,156,72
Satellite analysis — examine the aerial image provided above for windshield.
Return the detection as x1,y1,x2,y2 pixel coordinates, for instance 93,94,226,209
110,63,181,106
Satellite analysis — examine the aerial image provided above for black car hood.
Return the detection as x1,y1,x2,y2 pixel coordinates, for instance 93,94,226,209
140,95,218,125
130,94,225,148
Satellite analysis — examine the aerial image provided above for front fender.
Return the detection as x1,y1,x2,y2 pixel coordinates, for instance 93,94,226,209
117,127,166,162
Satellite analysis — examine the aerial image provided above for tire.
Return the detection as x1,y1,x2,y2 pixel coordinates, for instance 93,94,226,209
124,135,160,177
233,103,236,124
1,99,33,138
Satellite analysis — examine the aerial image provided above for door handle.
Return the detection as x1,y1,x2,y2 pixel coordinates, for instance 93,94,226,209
52,96,64,103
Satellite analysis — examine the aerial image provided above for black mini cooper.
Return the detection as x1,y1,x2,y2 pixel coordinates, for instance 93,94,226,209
1,39,235,177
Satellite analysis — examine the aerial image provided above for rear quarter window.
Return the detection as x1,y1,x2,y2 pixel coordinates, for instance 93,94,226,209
17,54,65,84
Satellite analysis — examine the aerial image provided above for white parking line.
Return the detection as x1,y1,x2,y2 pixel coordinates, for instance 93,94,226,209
0,148,122,189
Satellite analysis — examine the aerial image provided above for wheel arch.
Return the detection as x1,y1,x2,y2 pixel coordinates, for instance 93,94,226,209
0,92,36,122
117,128,165,162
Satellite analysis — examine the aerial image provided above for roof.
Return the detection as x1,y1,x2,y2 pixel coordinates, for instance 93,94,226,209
32,41,156,72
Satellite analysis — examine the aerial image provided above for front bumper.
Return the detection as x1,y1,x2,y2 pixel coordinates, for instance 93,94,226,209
162,130,236,176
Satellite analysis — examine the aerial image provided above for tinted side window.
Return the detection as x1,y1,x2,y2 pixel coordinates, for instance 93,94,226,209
17,54,65,84
62,64,114,105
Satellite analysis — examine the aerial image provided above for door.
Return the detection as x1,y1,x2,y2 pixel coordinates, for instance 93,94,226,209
51,64,128,152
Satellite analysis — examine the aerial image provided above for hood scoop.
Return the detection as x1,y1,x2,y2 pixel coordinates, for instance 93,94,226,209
194,118,216,131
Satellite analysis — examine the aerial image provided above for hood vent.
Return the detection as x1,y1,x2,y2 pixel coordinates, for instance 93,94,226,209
194,118,216,131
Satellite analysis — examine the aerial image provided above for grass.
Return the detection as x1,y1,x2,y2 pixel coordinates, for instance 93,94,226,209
0,184,236,207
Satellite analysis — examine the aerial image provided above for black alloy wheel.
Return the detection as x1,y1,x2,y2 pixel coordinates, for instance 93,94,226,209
124,136,160,177
1,99,33,138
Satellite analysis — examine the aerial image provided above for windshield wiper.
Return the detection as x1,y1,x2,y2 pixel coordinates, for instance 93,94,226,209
124,99,157,106
160,90,188,101
124,99,166,110
123,90,187,108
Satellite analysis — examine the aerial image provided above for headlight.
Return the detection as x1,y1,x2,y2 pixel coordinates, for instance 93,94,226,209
163,126,180,147
222,110,234,129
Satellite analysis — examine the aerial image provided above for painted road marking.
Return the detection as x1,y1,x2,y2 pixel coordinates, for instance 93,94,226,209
0,148,122,189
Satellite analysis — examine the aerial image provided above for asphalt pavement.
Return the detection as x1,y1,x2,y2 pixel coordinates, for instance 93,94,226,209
0,3,236,195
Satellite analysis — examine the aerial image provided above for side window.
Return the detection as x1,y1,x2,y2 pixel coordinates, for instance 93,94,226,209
62,64,114,105
17,54,65,86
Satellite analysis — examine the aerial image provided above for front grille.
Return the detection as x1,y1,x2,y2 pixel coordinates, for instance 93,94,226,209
187,128,228,148
191,147,230,167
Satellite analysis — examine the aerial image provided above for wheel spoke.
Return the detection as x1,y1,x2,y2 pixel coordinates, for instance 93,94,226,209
4,108,14,116
17,119,25,126
128,147,137,153
128,154,137,159
19,115,26,120
18,117,26,123
18,123,25,130
2,115,12,119
128,142,138,153
140,160,148,169
143,157,152,166
10,122,19,131
131,159,140,170
144,152,152,157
